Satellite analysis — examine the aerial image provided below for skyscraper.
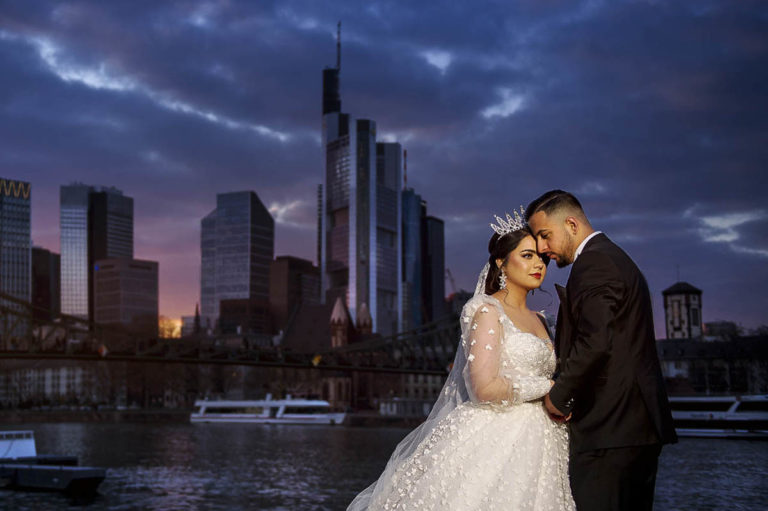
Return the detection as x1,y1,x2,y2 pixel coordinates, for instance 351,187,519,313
401,191,446,328
319,32,403,336
88,188,133,322
200,209,217,331
31,246,60,321
401,189,423,330
376,142,403,335
60,184,133,321
0,177,31,337
422,214,446,323
200,191,274,331
60,183,91,318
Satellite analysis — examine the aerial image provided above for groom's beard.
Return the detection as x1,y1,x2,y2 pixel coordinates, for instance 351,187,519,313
553,237,577,268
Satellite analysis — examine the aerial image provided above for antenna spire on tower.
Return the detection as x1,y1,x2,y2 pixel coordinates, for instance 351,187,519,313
336,21,341,71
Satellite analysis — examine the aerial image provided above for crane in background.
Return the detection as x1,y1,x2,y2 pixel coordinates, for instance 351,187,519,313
445,268,457,296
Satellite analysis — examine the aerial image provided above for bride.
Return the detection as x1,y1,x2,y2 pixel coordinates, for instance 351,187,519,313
347,210,575,510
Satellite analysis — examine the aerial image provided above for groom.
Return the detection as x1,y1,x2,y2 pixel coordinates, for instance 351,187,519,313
526,190,676,511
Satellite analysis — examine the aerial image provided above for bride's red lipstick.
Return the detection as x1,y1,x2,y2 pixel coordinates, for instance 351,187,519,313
531,272,542,279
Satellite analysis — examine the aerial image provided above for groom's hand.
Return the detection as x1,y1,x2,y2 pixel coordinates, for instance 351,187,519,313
544,394,568,422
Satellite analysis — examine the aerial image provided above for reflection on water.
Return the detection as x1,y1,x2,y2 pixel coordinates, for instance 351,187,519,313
655,437,768,511
1,423,767,510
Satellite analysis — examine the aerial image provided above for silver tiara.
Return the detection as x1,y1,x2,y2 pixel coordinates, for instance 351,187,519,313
490,206,526,236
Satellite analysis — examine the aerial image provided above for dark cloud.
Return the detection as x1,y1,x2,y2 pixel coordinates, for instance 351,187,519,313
2,0,766,334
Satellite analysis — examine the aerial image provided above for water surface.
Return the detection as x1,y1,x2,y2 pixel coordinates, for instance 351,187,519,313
2,423,766,510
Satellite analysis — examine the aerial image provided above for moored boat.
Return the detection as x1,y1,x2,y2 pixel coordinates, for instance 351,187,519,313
0,430,106,496
669,394,768,439
190,394,346,425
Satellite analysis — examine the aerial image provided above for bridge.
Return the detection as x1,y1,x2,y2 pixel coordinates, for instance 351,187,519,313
0,292,459,376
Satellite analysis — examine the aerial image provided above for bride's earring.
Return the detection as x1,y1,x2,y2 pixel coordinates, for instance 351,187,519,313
499,269,507,290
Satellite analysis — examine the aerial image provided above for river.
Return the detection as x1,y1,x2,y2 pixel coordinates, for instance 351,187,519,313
2,422,767,510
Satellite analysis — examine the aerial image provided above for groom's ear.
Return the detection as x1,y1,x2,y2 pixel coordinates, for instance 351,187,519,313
564,216,579,235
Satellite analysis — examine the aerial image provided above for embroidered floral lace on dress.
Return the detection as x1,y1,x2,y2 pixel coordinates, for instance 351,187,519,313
348,292,575,511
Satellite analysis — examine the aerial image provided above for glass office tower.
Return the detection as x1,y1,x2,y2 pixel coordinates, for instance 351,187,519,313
401,191,446,328
375,142,403,336
0,177,32,337
200,209,217,331
199,191,274,331
60,184,133,321
401,188,423,330
422,214,446,322
60,184,91,318
319,63,403,336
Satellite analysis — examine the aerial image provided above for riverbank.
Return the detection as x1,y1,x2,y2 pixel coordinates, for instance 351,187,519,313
0,409,190,424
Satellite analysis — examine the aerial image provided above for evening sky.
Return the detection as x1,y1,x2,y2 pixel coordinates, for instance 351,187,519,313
2,1,766,336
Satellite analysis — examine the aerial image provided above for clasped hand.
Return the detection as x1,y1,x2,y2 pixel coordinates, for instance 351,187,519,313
544,391,572,423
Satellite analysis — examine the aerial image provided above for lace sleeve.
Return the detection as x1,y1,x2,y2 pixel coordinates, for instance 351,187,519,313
465,304,552,405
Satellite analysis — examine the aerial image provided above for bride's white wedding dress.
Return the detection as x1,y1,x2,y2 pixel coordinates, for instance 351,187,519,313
348,285,575,510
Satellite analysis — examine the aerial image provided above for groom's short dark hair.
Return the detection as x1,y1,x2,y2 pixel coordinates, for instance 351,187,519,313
524,190,585,221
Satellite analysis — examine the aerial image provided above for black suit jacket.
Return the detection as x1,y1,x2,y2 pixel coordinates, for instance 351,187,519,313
549,233,677,452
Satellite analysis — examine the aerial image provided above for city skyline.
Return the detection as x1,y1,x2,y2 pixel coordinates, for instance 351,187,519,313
3,1,766,337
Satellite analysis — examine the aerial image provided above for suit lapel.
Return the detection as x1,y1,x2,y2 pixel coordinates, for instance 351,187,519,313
554,284,569,361
558,233,607,361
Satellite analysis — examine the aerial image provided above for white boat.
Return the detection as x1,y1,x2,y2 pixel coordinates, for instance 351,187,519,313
669,395,768,439
0,430,37,459
190,395,346,425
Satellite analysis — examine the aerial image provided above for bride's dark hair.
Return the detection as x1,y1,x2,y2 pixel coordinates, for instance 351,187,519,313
484,226,542,295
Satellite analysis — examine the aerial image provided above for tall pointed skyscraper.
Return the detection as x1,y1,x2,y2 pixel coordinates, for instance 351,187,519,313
318,25,403,336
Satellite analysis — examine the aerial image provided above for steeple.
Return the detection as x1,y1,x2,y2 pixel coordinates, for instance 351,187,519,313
330,296,348,325
357,302,372,335
330,296,350,348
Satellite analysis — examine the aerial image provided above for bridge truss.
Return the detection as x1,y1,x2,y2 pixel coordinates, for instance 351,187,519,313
0,292,459,376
